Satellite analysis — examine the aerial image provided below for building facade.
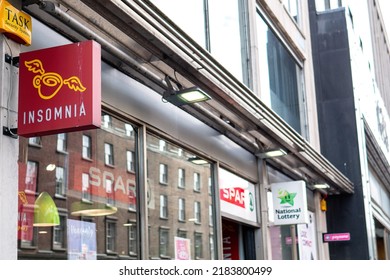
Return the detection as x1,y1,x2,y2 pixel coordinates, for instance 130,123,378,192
310,0,390,259
0,0,362,260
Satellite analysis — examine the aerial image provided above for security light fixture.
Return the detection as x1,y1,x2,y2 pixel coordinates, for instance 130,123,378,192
163,76,211,106
313,183,330,189
256,148,287,159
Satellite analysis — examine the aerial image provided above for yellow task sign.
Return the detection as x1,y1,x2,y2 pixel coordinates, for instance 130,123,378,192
0,0,32,45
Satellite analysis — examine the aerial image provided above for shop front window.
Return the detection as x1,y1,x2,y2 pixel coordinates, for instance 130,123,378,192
147,133,216,259
17,112,139,260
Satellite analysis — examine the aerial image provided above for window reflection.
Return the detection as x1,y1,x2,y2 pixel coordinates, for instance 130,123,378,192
18,112,138,259
147,133,215,259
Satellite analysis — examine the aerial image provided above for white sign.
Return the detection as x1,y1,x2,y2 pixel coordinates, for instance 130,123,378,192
219,168,257,223
297,211,318,260
271,181,309,225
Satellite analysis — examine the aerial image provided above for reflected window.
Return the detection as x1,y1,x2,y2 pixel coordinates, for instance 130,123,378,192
178,168,185,188
159,140,167,152
55,166,66,196
28,137,41,146
104,143,114,166
106,219,116,253
194,232,203,259
125,123,134,137
159,163,168,184
82,173,91,201
178,198,186,221
177,229,187,238
147,133,215,259
127,151,135,172
194,201,201,224
283,0,301,25
257,13,305,135
53,215,66,250
193,172,201,192
128,223,137,256
57,133,67,152
82,135,92,159
102,114,112,128
160,194,168,219
25,161,38,193
105,178,114,205
159,228,170,257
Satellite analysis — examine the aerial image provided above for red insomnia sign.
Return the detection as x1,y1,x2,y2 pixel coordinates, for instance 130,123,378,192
18,40,101,137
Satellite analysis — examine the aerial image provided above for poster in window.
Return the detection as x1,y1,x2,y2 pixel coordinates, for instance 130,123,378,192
67,219,97,260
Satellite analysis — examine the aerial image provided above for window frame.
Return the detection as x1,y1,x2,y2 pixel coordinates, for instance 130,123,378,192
104,142,114,166
82,134,92,160
160,194,168,219
106,219,117,254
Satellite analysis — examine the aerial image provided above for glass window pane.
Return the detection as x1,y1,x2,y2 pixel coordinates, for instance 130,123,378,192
18,113,139,260
257,13,304,134
209,0,245,80
150,0,206,48
147,133,215,259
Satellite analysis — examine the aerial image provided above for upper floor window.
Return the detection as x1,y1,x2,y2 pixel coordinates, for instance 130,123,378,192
159,163,168,184
178,168,185,188
57,133,67,152
193,172,201,192
160,194,168,219
127,150,135,172
82,135,92,159
159,140,167,151
82,173,91,201
194,201,201,224
102,114,112,128
125,123,134,137
178,198,186,221
257,13,306,136
151,0,249,84
28,137,41,146
104,143,114,166
25,161,38,193
283,0,301,26
105,178,114,205
106,219,116,253
55,166,66,196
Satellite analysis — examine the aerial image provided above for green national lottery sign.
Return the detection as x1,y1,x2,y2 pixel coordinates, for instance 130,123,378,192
271,180,309,225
